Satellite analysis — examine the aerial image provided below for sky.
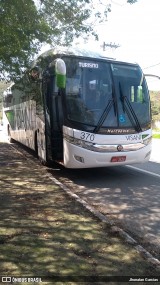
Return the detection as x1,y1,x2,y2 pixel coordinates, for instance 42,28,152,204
84,0,160,90
40,0,160,90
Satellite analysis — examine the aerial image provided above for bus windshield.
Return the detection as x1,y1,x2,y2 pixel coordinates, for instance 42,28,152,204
62,57,150,131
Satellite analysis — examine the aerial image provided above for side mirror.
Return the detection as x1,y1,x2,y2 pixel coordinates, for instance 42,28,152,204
137,86,143,102
55,59,66,88
29,67,40,81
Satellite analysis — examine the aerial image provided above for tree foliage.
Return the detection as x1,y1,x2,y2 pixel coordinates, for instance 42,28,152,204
0,0,138,80
0,81,11,120
0,0,51,79
150,91,160,122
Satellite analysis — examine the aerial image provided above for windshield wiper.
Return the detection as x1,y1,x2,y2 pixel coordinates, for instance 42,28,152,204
93,99,114,133
119,83,142,132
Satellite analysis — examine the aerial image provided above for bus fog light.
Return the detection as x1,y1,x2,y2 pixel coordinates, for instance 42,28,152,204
74,155,84,163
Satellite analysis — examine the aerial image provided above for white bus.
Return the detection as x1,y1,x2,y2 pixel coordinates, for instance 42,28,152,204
3,47,152,168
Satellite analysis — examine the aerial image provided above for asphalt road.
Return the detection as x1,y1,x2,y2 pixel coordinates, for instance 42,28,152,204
132,138,160,175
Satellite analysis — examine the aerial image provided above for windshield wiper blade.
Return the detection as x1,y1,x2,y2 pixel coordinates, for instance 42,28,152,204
124,96,142,132
93,99,113,133
119,83,142,132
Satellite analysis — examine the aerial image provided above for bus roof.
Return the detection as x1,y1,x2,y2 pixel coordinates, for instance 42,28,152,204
39,47,113,59
37,46,138,66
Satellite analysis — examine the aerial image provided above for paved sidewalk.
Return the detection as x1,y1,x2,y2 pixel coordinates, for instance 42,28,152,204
0,127,8,142
150,139,160,163
0,134,160,282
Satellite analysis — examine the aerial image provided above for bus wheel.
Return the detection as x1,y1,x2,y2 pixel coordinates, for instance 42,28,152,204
34,131,38,157
8,126,14,143
39,158,50,167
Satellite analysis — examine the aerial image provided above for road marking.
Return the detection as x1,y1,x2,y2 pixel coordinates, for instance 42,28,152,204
126,165,160,178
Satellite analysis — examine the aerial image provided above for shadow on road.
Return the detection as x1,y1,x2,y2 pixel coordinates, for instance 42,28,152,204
47,163,160,261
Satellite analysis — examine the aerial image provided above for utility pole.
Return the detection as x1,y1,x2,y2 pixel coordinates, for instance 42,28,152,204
102,42,120,51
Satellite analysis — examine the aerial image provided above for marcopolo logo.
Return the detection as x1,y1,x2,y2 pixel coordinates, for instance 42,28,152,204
117,145,123,152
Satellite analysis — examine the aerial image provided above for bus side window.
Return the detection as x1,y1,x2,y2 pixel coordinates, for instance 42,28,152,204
66,77,81,97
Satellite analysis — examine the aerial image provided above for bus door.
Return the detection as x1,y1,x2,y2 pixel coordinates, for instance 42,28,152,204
44,64,65,161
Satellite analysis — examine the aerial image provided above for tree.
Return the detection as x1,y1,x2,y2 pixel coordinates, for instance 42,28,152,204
0,0,138,80
0,81,11,121
0,0,51,79
150,91,160,122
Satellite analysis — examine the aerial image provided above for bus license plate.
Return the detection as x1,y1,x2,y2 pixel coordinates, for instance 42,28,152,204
111,156,126,162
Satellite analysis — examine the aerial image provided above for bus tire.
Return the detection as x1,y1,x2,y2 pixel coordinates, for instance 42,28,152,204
34,131,38,157
34,131,49,166
8,126,14,143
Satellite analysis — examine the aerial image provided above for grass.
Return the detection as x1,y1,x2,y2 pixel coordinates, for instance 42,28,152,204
152,128,160,139
152,133,160,139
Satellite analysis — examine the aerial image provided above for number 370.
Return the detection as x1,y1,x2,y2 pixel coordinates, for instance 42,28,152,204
80,132,95,141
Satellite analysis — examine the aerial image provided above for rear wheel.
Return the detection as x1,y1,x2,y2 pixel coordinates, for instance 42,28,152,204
34,131,38,157
8,126,14,143
35,131,50,166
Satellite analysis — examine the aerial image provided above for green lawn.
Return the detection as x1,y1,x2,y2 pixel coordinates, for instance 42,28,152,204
152,133,160,139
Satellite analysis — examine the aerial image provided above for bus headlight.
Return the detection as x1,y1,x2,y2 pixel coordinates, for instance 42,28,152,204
143,136,152,146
